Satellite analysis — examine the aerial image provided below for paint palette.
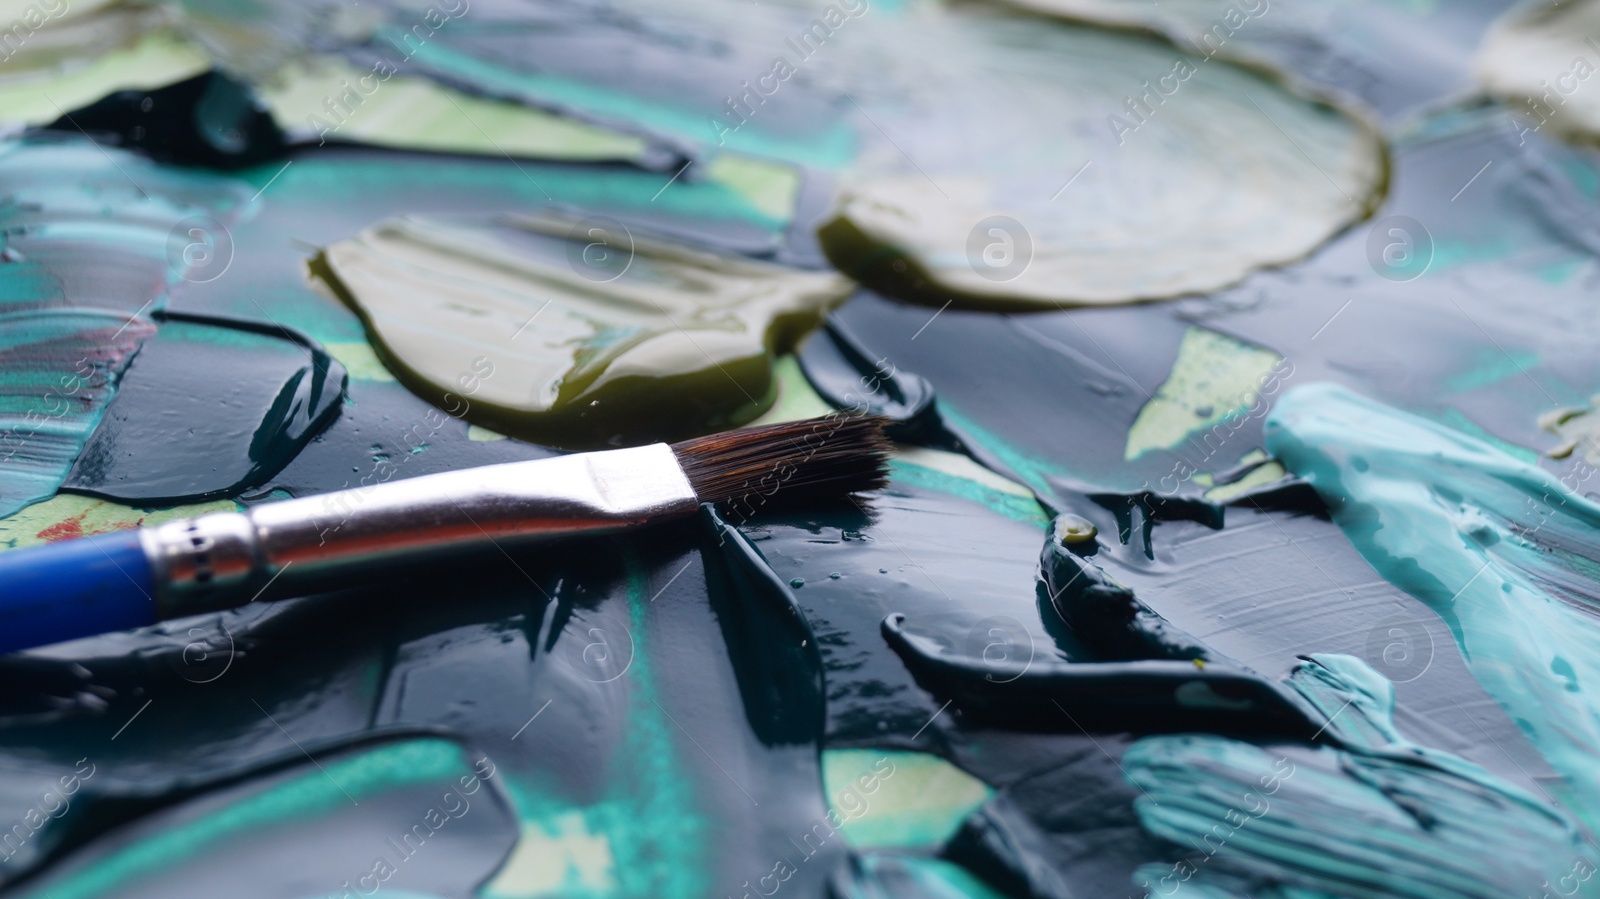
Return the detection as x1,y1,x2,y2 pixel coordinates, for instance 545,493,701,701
2,0,1600,897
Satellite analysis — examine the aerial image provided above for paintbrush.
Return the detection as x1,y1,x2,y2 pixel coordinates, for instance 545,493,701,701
0,414,891,654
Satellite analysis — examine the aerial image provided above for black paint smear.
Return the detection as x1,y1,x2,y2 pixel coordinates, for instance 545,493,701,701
828,290,1207,503
42,71,287,170
0,516,844,895
942,738,1171,899
700,505,825,746
1080,502,1561,797
882,613,1323,741
739,481,1061,748
64,312,347,505
1040,520,1212,664
877,514,1327,741
799,320,945,445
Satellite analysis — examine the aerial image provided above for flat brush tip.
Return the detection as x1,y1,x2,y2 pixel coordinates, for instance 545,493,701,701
671,414,893,511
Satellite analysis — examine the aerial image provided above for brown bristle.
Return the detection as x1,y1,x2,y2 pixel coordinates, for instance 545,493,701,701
671,414,893,513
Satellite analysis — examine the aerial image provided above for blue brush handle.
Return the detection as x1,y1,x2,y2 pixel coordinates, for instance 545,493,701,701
0,531,156,654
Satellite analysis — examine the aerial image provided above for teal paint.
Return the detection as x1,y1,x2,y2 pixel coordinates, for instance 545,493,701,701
935,403,1064,510
1267,382,1600,831
260,151,789,234
483,552,711,898
886,460,1048,527
1125,653,1597,898
0,137,249,517
606,550,712,897
829,853,1012,898
1430,407,1542,464
394,33,859,169
1441,348,1542,394
0,310,153,517
17,739,477,899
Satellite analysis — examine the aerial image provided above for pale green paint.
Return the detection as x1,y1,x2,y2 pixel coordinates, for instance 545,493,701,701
258,56,650,162
1124,327,1283,460
892,446,1036,500
821,750,991,850
702,155,803,224
0,495,242,552
887,459,1049,527
748,355,838,425
0,29,211,127
324,341,398,382
1203,461,1285,503
261,151,792,236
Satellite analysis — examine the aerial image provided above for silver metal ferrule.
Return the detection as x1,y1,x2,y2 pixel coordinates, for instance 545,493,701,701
139,444,699,620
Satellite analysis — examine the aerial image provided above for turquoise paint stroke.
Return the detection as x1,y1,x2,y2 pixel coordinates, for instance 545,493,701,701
0,138,249,517
0,310,152,517
935,403,1064,510
831,854,1010,898
261,152,789,234
18,739,474,899
1125,654,1596,899
1266,382,1600,831
887,460,1048,527
482,551,709,899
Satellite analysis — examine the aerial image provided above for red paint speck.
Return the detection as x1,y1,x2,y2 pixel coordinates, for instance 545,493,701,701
35,513,87,542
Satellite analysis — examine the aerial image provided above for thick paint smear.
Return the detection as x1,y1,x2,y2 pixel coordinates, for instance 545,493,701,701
813,8,1384,309
4,2,1599,891
0,312,152,520
940,732,1186,898
391,0,1383,307
995,0,1503,120
1123,327,1284,461
1540,395,1600,465
740,454,1056,745
146,140,824,501
1268,382,1600,831
0,135,250,517
1478,0,1600,146
255,55,662,165
0,6,210,132
1124,654,1597,898
0,7,675,169
0,512,853,897
0,494,241,552
63,313,347,505
44,70,286,169
819,750,989,851
312,212,850,447
880,516,1325,738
